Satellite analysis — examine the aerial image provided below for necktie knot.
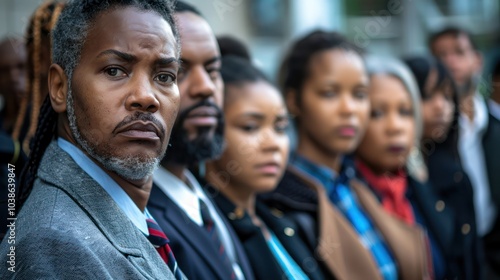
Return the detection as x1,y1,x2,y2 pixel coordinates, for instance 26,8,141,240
146,217,183,280
199,199,215,229
146,218,170,247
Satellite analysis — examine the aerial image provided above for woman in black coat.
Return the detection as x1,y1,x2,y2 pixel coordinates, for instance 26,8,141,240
404,56,482,279
204,56,326,280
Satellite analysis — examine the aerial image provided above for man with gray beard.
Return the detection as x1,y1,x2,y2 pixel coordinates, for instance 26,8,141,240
0,0,184,279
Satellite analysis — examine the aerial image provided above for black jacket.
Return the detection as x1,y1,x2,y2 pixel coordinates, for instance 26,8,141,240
357,166,479,280
481,112,500,277
426,144,482,280
484,113,500,207
212,189,326,280
148,183,255,280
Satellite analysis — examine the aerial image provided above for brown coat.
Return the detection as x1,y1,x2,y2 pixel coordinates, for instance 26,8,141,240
288,166,432,280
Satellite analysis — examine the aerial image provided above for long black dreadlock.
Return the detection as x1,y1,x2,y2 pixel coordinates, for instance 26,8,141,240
12,1,64,154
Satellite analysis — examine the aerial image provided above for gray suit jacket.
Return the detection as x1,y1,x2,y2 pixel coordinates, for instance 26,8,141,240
0,141,176,279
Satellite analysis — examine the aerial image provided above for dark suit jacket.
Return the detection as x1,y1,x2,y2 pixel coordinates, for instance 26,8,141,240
482,112,500,277
211,189,326,280
407,176,464,280
426,145,482,280
484,113,500,206
148,183,255,280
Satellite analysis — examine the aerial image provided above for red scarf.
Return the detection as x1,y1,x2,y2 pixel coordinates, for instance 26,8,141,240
356,159,415,225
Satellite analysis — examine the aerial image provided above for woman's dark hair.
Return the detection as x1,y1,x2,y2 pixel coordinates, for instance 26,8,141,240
279,30,363,103
217,36,251,61
220,55,270,94
174,0,203,16
404,56,460,160
429,26,478,52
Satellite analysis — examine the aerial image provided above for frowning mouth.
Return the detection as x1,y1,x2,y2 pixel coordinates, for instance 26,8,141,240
115,121,161,141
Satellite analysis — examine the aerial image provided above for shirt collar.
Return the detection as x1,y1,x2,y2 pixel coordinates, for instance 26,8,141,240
290,153,338,192
291,153,357,189
459,93,489,136
153,166,204,226
57,138,150,235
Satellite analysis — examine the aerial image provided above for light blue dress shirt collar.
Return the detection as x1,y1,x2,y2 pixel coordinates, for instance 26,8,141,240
58,138,150,235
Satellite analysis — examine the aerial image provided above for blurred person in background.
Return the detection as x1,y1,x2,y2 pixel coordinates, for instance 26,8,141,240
404,56,481,279
206,55,326,280
11,1,65,157
0,37,26,135
0,37,27,240
431,27,500,278
0,37,27,167
261,30,431,280
355,57,474,279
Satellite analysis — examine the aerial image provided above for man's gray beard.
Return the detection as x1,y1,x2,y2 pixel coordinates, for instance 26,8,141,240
66,88,160,181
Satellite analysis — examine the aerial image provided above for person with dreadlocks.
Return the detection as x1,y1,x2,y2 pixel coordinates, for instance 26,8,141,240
0,1,64,240
0,0,184,279
11,0,65,158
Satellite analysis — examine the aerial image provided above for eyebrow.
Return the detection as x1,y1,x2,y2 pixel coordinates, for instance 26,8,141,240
240,112,289,120
180,56,221,67
97,49,136,62
355,82,369,87
156,57,180,68
97,49,179,66
241,112,265,120
320,81,368,88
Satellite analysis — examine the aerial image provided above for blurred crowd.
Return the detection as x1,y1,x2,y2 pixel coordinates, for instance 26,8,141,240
1,0,500,279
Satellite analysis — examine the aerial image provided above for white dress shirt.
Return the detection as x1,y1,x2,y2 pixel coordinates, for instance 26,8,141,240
459,94,497,236
153,166,245,280
488,98,500,121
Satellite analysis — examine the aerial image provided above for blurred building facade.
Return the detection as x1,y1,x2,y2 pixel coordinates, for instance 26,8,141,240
1,0,498,81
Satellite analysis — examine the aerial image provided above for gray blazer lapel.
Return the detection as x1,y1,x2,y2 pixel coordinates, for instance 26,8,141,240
37,141,174,279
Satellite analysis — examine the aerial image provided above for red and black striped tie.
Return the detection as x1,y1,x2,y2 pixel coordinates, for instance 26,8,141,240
146,218,183,280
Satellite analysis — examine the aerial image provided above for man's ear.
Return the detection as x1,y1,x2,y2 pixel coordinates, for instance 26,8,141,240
48,63,68,113
285,89,301,117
